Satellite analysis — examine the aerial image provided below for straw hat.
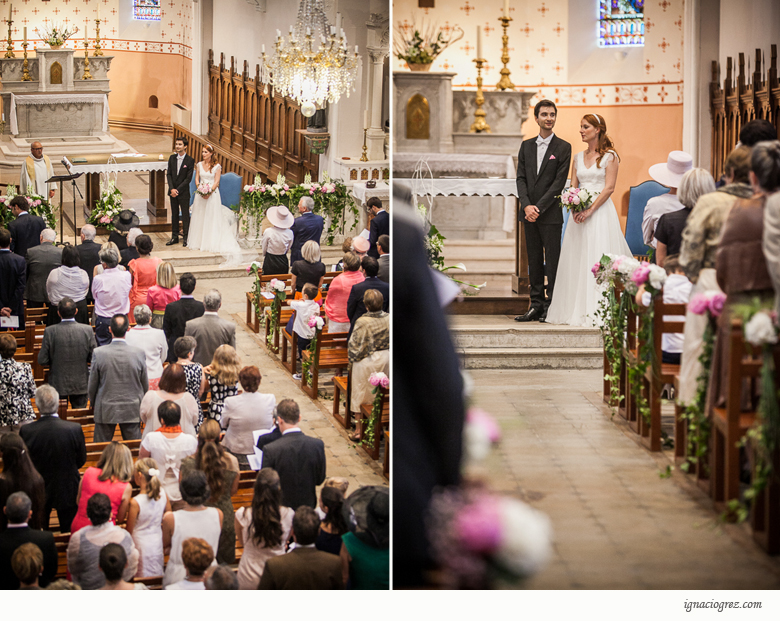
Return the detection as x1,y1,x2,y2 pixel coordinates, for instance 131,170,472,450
267,205,294,229
648,151,693,188
352,236,370,254
111,209,140,231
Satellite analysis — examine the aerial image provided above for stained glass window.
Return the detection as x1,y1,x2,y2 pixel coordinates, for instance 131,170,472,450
133,0,161,22
599,0,644,47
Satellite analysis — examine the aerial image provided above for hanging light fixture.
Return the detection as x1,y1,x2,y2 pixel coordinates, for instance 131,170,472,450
261,0,360,116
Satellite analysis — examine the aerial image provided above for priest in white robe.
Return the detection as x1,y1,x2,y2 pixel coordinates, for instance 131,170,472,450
19,142,56,199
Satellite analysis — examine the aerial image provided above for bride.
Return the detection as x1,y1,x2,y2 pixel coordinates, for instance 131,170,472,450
187,144,242,264
545,114,632,327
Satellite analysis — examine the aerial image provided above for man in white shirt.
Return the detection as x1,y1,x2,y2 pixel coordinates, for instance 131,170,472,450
91,247,131,346
19,142,55,199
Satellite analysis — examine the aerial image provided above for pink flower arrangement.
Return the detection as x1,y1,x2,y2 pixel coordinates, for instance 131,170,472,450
630,263,650,286
591,262,601,277
454,496,504,553
688,291,726,316
369,372,389,389
709,292,726,317
466,407,501,444
100,216,111,223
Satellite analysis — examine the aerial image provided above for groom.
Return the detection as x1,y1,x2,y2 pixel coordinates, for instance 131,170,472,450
166,136,195,246
515,99,571,322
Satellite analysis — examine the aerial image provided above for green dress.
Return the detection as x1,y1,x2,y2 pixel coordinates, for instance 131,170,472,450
180,456,238,564
342,532,389,590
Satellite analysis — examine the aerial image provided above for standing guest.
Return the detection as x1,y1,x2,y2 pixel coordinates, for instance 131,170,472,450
76,224,101,302
19,142,55,199
140,401,197,508
7,196,46,259
45,246,89,325
119,227,142,268
99,543,148,590
107,209,139,252
262,205,295,275
0,493,57,589
184,289,236,365
205,564,239,590
642,151,693,250
324,252,365,333
24,228,62,309
367,197,389,259
173,336,208,424
147,261,180,329
19,384,86,532
204,344,240,425
258,506,343,589
316,486,348,556
288,283,320,378
221,366,276,468
161,470,222,587
167,136,196,246
180,420,239,564
235,468,294,589
352,236,370,260
315,477,350,520
11,543,45,589
165,538,214,590
333,237,353,272
377,234,389,283
290,196,324,265
127,234,161,323
340,486,389,590
0,333,35,434
38,298,96,409
653,169,716,267
92,242,127,278
67,493,139,590
346,256,390,337
125,304,168,390
348,290,389,441
91,247,131,346
0,434,46,531
765,193,780,317
0,228,26,323
88,314,148,441
163,272,204,362
290,240,326,299
140,363,200,437
125,458,170,578
261,399,326,510
69,442,133,534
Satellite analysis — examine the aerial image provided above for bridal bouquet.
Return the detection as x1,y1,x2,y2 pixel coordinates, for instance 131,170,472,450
560,187,596,213
196,182,212,197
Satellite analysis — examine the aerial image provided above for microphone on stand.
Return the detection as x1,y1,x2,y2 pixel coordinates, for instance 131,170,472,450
61,156,73,173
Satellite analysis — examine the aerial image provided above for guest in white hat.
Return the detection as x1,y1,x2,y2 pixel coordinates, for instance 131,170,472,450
261,206,295,275
642,150,693,250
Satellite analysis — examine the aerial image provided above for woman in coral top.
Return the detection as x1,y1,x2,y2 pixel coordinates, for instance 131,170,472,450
146,261,181,329
128,234,162,323
323,252,365,333
70,443,133,534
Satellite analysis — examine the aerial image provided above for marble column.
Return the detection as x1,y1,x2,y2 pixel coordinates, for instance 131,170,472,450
366,46,388,160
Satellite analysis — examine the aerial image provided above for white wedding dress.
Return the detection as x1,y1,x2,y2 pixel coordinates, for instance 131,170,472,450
187,162,242,264
545,150,632,327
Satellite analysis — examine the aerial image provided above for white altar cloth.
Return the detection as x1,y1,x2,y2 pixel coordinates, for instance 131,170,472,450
10,93,109,136
352,181,390,206
68,159,169,175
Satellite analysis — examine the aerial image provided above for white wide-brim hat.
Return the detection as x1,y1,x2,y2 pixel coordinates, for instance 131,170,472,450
649,151,694,188
267,205,295,229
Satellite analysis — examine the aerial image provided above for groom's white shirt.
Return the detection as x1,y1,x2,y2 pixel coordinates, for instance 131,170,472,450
536,133,554,174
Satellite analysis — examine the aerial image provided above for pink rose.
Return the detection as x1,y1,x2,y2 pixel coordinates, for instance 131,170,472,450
455,497,503,553
571,196,580,206
466,407,501,443
688,293,710,315
591,262,601,277
283,184,289,191
630,263,650,286
612,256,624,270
369,375,380,387
708,292,726,317
380,375,390,389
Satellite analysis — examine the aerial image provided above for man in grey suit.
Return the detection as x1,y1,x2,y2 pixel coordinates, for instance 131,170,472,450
25,229,61,308
38,298,96,409
88,314,148,442
184,289,236,365
377,234,389,284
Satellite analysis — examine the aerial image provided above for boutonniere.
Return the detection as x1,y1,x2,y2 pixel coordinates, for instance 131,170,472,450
549,154,556,160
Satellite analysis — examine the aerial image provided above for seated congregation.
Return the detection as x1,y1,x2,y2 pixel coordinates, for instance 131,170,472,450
0,221,389,589
599,121,780,552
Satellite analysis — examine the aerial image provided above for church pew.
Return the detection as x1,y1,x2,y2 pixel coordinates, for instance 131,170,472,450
300,329,348,400
332,371,352,429
383,431,390,479
358,388,389,461
280,323,299,375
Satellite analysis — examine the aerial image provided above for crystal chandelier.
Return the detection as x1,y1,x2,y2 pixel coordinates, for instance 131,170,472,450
261,0,360,116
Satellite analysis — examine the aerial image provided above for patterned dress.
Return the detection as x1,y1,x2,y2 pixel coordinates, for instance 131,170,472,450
181,363,204,424
205,373,238,424
0,358,35,427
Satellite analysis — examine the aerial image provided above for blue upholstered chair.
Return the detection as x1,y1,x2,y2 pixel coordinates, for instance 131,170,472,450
188,171,242,212
561,206,571,246
626,180,669,259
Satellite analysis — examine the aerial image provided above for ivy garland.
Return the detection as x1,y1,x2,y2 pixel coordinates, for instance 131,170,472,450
301,329,320,387
629,299,655,427
595,283,626,411
361,386,384,450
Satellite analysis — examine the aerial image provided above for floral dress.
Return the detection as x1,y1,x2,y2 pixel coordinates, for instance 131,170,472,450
0,359,35,427
182,363,204,424
205,373,238,425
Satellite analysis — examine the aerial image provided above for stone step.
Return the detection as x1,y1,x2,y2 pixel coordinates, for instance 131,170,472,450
451,325,603,349
442,239,515,261
458,347,604,370
185,264,254,280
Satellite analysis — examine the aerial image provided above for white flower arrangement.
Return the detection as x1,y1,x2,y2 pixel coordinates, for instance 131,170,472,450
744,311,778,347
268,278,286,293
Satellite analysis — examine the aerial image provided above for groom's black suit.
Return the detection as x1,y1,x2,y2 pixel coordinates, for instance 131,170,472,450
167,152,195,241
516,134,571,312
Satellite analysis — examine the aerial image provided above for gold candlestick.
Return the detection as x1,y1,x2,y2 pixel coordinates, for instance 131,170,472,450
20,40,31,80
82,39,93,80
496,16,515,91
94,18,103,56
360,128,369,162
470,58,491,133
4,19,14,58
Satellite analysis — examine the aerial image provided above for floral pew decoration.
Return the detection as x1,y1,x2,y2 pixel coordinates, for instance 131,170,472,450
87,174,128,232
1,185,57,230
360,371,389,450
301,314,326,388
